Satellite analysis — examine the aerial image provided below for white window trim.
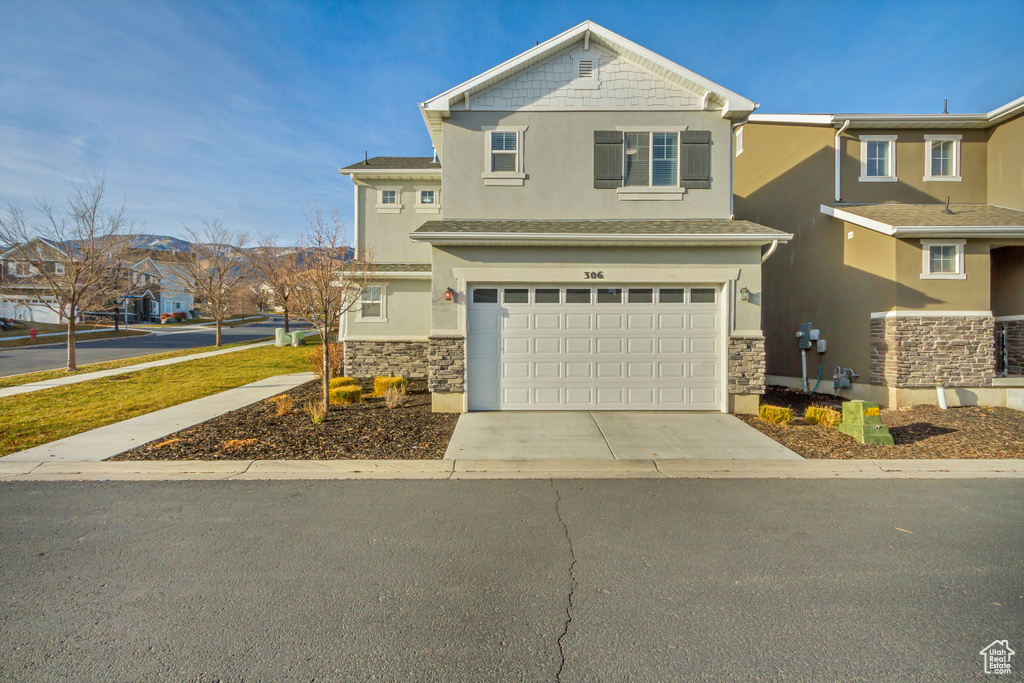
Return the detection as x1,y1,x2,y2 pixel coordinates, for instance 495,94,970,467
356,283,388,322
735,127,743,157
54,263,65,275
617,131,685,199
923,134,962,182
921,239,966,280
482,126,527,185
414,186,441,213
859,135,898,182
375,187,402,214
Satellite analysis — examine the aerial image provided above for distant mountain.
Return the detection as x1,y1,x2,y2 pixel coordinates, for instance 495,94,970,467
130,234,194,252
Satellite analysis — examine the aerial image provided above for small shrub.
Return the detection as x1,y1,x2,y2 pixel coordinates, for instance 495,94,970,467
384,385,407,409
374,376,407,396
304,398,326,424
308,342,344,379
330,385,362,405
172,311,186,322
160,313,172,323
269,394,293,416
329,376,357,389
805,404,842,427
758,404,793,426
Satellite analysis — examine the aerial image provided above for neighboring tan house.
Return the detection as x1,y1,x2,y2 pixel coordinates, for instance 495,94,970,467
130,257,194,322
734,96,1024,408
339,21,791,414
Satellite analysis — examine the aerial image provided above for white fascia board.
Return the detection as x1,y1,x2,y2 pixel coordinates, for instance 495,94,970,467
375,272,432,280
893,226,1024,238
338,169,441,178
987,93,1024,124
747,114,835,125
820,205,895,236
411,232,792,246
420,20,755,117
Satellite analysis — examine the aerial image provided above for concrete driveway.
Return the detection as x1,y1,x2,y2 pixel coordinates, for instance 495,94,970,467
444,412,801,460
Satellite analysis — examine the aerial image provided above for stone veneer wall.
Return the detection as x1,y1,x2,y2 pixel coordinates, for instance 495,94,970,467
996,320,1024,376
428,336,465,393
869,315,995,387
728,336,766,395
343,340,428,379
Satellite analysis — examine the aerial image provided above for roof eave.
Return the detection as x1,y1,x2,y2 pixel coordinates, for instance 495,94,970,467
893,226,1024,238
411,232,792,246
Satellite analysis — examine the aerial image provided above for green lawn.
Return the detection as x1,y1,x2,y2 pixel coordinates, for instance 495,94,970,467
0,338,276,389
0,341,320,457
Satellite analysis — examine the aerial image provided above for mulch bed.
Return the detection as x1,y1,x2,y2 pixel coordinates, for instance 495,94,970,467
113,379,458,460
738,385,1024,459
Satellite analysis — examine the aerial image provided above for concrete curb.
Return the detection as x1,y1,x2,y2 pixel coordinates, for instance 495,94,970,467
2,458,1023,481
0,329,155,351
0,340,275,398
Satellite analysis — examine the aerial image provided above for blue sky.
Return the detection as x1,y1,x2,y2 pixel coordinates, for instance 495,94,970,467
2,0,1022,244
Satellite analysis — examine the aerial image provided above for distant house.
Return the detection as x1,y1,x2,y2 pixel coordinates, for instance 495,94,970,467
0,238,74,324
130,257,195,322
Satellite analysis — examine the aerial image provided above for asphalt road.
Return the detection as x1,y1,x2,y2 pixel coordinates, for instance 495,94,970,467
1,479,1020,682
0,315,311,377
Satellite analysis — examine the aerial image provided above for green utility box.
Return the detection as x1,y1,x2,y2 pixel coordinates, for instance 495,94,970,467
275,328,292,347
838,400,894,445
290,330,305,346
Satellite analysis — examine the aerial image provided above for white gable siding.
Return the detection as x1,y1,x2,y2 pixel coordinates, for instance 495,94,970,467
466,43,702,112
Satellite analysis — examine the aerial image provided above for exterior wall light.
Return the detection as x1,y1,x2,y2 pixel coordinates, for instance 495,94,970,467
740,287,750,301
445,287,454,301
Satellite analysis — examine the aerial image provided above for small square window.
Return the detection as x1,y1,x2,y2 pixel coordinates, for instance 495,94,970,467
380,190,396,204
628,288,653,303
690,288,716,303
924,136,961,182
419,190,435,204
659,288,685,304
921,240,966,279
535,288,560,304
596,288,622,304
54,263,65,275
566,288,591,304
503,288,528,304
473,288,498,304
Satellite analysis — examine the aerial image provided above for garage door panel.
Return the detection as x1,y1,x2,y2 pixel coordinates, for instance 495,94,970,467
468,285,723,411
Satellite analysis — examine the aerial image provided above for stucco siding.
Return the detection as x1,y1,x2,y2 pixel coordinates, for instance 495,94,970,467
440,110,732,220
356,182,436,264
987,112,1024,210
342,277,431,339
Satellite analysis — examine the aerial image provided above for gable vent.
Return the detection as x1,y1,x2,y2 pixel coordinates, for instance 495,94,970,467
578,59,594,79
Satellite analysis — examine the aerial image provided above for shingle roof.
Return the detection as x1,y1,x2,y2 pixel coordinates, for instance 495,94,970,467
341,156,440,170
375,263,431,272
413,219,787,236
834,203,1024,227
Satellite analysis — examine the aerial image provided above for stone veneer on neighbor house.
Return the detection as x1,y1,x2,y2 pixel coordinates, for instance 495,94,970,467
427,336,465,393
343,340,428,379
870,315,996,387
996,319,1024,376
728,335,766,395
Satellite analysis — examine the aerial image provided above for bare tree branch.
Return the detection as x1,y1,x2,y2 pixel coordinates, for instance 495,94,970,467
178,220,253,347
0,175,136,371
251,232,297,333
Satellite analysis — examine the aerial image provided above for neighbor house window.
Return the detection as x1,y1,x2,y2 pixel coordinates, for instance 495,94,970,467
419,190,435,204
414,187,440,213
924,135,961,182
54,263,65,275
358,285,385,319
482,128,527,185
921,240,966,280
859,135,897,181
375,188,401,213
12,262,34,277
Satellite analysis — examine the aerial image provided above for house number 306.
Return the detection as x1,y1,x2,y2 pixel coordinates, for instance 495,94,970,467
583,271,604,279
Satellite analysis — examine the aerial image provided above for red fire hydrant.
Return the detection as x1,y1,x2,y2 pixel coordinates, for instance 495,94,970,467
30,328,37,341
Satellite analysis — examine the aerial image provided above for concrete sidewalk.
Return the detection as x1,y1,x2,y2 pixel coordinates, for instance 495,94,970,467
2,458,1022,480
0,340,275,399
0,372,315,462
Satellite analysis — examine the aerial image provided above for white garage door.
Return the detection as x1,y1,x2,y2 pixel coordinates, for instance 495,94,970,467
467,285,723,411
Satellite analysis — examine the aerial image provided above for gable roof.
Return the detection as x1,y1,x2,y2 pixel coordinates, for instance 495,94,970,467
750,94,1024,129
419,21,757,150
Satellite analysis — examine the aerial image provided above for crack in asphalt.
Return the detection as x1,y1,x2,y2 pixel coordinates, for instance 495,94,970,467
551,480,577,682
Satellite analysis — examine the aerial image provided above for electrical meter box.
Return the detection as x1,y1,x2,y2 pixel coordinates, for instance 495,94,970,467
797,323,813,349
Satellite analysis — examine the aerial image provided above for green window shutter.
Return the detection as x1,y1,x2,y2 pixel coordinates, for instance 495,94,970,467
594,131,623,189
680,130,711,189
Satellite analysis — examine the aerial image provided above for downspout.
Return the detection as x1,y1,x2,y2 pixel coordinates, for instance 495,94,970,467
352,180,361,260
761,239,779,263
834,119,851,202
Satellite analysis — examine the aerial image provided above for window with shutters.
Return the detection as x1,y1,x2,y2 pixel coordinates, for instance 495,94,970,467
483,128,527,185
594,129,710,196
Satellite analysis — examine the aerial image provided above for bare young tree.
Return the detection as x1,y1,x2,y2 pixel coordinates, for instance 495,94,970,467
251,233,297,332
289,204,376,411
0,176,136,371
179,220,253,347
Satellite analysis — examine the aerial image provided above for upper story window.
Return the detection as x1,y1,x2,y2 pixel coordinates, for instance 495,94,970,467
596,129,710,197
859,135,897,182
921,239,966,280
483,127,527,186
414,187,441,213
375,187,402,213
626,132,681,186
12,261,35,277
54,263,65,275
358,285,385,320
924,134,961,182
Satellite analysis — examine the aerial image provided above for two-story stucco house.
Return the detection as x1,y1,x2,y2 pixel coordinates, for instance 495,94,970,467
735,95,1024,408
339,21,790,414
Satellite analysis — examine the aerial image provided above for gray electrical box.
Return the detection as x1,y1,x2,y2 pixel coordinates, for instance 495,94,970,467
817,339,827,353
797,323,812,349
